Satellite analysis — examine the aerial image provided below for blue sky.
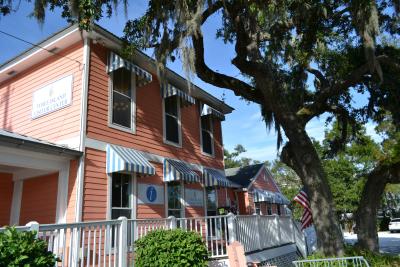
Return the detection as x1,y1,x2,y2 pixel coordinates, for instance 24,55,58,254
0,2,379,162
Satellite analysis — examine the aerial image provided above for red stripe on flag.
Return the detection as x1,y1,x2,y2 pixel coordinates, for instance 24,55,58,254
294,189,313,230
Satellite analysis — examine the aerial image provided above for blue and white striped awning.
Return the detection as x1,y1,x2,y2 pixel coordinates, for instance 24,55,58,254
161,83,196,105
163,159,200,183
201,104,225,121
203,168,239,188
253,189,275,203
106,144,155,175
108,52,152,87
253,189,290,205
275,192,290,205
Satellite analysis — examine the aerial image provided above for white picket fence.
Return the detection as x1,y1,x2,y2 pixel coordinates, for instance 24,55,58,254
235,215,307,256
0,214,306,267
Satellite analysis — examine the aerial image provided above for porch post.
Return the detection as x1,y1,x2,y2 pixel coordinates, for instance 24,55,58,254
118,216,128,267
10,179,23,225
227,212,236,244
55,162,70,224
26,221,39,238
168,216,177,229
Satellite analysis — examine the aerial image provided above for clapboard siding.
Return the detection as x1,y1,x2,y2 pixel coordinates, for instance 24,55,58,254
66,159,79,223
0,42,83,144
19,173,59,225
0,173,13,226
82,148,107,221
249,167,280,193
86,43,224,170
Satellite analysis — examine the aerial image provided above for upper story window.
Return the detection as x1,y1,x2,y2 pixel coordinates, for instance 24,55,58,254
164,96,181,146
110,68,135,131
201,115,214,155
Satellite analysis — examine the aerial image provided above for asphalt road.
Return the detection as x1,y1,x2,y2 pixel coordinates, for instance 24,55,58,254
344,232,400,255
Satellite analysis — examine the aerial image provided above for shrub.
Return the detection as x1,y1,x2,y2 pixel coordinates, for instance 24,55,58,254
135,229,209,267
307,245,400,267
0,227,59,267
378,216,391,231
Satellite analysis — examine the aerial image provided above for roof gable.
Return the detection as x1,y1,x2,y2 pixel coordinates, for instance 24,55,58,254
225,163,282,193
225,163,264,188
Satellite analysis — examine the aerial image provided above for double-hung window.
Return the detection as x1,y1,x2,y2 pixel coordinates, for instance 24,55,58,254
111,173,132,219
167,182,182,218
110,68,135,131
201,115,214,155
164,96,181,145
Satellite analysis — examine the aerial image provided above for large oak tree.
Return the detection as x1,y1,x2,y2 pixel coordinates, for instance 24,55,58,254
2,0,400,255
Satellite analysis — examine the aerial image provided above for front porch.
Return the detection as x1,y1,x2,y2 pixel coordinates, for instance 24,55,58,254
0,130,82,226
2,213,307,267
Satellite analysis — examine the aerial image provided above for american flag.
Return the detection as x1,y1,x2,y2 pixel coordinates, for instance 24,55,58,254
294,187,313,230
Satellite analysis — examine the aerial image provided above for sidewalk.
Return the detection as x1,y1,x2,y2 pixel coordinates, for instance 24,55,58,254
343,231,400,255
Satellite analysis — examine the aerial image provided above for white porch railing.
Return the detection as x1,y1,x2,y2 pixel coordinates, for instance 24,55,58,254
0,214,307,266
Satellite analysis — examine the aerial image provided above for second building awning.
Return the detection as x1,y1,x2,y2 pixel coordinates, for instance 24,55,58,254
106,144,155,175
163,159,200,183
253,189,275,203
253,189,290,205
203,168,239,188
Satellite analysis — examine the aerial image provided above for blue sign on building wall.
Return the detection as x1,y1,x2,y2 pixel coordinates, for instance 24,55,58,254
146,186,157,202
138,183,164,204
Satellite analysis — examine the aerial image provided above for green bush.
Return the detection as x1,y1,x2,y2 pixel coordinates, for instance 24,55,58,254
135,229,209,267
378,217,391,231
0,227,59,267
307,245,400,267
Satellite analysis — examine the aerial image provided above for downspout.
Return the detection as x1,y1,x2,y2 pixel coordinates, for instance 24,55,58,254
75,37,90,222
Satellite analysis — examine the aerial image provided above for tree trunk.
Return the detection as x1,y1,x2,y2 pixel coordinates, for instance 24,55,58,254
280,123,344,256
355,173,386,252
355,162,400,252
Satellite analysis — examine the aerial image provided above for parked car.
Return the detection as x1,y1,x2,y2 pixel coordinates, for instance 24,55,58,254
389,218,400,233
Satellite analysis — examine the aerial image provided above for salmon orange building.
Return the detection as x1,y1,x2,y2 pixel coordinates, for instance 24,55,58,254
0,24,289,227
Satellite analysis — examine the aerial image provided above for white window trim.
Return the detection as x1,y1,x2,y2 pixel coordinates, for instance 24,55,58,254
200,114,215,157
108,71,136,134
166,180,185,218
108,173,136,220
162,96,182,148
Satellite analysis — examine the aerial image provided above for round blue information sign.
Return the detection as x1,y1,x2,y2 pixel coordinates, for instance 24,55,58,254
146,186,157,203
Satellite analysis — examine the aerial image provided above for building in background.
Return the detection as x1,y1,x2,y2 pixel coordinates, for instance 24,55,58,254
226,163,290,216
